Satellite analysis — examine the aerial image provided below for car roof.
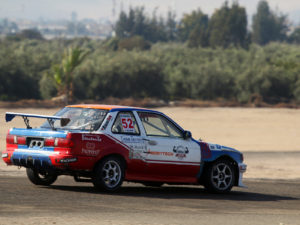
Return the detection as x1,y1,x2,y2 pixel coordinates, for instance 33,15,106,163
66,104,156,113
66,104,184,131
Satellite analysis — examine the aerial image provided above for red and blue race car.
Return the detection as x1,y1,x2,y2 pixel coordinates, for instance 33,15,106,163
2,104,246,193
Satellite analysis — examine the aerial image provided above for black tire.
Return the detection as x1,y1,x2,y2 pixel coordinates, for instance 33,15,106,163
142,182,164,187
26,168,57,186
92,156,125,192
204,159,235,193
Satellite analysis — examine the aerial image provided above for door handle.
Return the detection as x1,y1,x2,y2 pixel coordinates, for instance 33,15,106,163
142,138,157,146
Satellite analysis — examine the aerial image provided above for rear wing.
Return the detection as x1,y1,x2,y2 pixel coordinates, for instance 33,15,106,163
5,112,70,130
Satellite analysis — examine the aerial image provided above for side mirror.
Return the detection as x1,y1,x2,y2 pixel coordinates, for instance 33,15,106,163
60,118,71,127
183,130,192,139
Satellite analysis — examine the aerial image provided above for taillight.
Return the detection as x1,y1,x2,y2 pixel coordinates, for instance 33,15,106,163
17,136,26,145
6,134,26,145
44,138,55,146
6,134,15,144
54,133,73,148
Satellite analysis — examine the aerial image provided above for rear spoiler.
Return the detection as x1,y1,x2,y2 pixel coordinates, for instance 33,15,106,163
5,112,70,130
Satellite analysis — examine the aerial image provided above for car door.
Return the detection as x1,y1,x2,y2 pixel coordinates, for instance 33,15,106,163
136,111,201,180
110,111,148,178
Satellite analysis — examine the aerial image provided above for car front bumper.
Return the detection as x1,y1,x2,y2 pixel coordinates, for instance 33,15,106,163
238,162,247,187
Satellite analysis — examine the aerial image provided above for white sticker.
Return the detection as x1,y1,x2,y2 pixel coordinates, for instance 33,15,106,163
119,114,136,133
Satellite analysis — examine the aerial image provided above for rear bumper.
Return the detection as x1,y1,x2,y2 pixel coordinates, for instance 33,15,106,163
2,149,78,171
11,153,54,170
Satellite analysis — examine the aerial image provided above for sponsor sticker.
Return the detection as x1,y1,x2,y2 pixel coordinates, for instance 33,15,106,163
82,148,100,156
122,136,147,160
146,150,174,156
82,134,101,142
101,115,112,130
173,146,189,160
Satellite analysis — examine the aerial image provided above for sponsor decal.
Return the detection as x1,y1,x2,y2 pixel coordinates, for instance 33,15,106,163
101,115,112,130
81,141,100,156
82,148,100,156
85,142,96,150
121,136,144,143
82,134,101,142
173,146,189,160
122,136,147,160
146,150,174,156
59,158,77,163
209,144,222,150
129,150,146,160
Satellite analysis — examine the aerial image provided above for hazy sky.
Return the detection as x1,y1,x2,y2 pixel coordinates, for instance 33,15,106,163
1,0,300,23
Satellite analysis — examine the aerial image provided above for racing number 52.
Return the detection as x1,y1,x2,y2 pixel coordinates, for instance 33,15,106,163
121,118,134,129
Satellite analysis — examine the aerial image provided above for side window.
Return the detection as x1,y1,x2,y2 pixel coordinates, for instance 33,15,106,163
112,112,140,135
138,112,183,138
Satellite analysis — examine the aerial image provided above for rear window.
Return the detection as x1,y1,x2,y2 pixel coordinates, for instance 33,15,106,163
41,107,108,131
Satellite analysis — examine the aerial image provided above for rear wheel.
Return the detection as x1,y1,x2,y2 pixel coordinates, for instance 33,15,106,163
92,156,124,192
204,159,235,193
26,168,57,186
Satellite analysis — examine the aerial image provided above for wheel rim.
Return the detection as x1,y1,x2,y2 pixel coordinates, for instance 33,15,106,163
37,171,53,181
102,160,121,189
211,163,233,191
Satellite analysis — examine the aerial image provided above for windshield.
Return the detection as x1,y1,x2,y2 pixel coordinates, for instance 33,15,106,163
41,107,108,131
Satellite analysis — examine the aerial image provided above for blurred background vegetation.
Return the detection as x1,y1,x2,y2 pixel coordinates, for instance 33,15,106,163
1,0,300,105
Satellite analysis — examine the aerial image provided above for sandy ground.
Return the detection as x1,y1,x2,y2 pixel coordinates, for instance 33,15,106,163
1,107,300,179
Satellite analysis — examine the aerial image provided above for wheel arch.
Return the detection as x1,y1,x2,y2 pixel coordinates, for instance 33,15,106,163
93,153,127,173
199,155,239,186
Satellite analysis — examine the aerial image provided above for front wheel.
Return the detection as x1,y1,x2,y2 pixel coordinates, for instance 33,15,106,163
204,159,235,193
26,168,57,186
92,156,124,192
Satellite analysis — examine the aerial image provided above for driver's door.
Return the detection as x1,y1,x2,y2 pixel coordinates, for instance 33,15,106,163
136,112,200,180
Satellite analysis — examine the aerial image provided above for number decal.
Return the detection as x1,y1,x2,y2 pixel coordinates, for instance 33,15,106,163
120,114,136,133
128,118,134,128
121,118,128,128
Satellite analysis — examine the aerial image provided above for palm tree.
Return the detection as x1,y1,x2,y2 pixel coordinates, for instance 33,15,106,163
51,47,89,104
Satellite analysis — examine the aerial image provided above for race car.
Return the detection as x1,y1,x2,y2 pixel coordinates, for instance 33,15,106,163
2,104,246,193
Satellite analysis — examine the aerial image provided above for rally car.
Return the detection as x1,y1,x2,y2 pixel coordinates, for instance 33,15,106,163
2,105,246,193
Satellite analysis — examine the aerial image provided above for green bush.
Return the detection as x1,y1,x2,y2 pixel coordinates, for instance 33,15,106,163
1,38,300,104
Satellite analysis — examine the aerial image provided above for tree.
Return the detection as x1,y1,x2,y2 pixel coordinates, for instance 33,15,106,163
178,9,209,47
17,29,44,40
252,0,288,45
209,2,248,48
114,7,176,43
49,47,89,104
115,11,130,38
288,28,300,44
166,11,177,41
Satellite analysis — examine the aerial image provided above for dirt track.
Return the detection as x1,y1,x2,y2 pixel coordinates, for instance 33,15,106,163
0,175,300,225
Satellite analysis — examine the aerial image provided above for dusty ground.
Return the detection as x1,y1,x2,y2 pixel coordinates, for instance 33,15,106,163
1,176,300,225
1,107,300,179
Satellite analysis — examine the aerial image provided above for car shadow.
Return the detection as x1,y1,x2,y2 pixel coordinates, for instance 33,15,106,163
45,183,298,202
